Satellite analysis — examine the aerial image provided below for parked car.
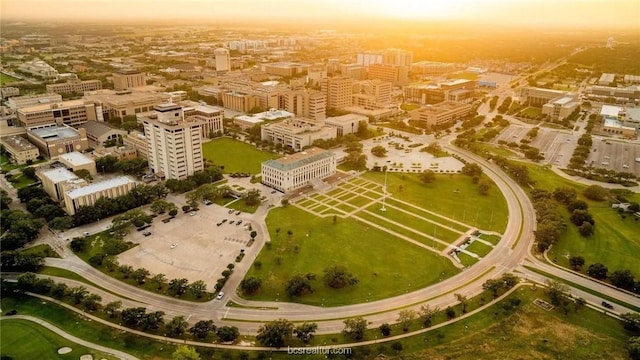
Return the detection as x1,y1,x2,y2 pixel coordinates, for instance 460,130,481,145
216,291,224,300
143,231,152,236
170,243,178,249
601,301,614,309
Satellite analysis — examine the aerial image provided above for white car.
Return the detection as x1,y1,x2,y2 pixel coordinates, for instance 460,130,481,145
190,212,197,216
170,243,178,249
216,291,224,300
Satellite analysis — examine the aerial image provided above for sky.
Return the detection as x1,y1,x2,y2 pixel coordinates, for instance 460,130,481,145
2,0,639,29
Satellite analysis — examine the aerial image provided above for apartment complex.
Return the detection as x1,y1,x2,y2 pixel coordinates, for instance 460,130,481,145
27,125,89,158
17,99,101,129
541,95,580,121
261,117,337,152
6,93,62,109
63,176,137,215
284,90,327,121
410,101,473,128
261,147,336,193
321,77,353,111
46,79,102,95
112,69,147,91
0,135,40,164
140,103,204,180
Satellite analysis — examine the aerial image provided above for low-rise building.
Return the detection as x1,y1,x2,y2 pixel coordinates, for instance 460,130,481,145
18,60,58,79
261,62,309,77
37,167,82,201
58,151,97,175
410,101,473,128
182,102,224,138
0,87,20,99
519,87,566,106
63,176,137,215
112,69,147,91
598,105,637,138
261,147,336,193
325,113,368,137
83,89,164,121
122,131,148,159
27,125,89,158
261,117,337,152
46,79,102,95
80,120,127,146
541,95,580,121
6,93,62,109
0,135,39,164
234,109,294,130
17,99,101,129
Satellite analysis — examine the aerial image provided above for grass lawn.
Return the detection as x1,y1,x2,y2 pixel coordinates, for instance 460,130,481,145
0,73,20,84
465,240,493,258
202,138,279,174
242,206,460,306
519,162,640,275
213,196,260,214
519,106,542,117
456,252,477,267
400,103,421,111
362,172,508,233
22,244,60,258
479,234,501,245
474,142,518,158
6,173,37,189
0,319,118,360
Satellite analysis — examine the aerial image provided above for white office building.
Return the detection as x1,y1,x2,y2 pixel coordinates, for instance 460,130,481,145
261,147,336,193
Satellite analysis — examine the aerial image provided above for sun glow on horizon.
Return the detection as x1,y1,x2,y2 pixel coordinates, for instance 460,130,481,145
365,0,480,19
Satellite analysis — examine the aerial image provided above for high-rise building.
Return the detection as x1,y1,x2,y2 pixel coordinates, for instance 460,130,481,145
367,63,408,86
112,69,147,91
284,90,327,121
321,77,353,111
382,48,413,70
140,103,204,180
214,48,231,72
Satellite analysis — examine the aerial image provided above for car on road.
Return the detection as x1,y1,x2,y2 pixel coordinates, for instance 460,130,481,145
271,190,277,194
190,212,197,216
143,231,152,236
221,219,227,223
235,211,241,215
203,199,212,206
236,220,243,225
216,291,224,300
170,243,178,249
229,220,235,225
601,301,614,309
228,209,234,214
83,231,90,237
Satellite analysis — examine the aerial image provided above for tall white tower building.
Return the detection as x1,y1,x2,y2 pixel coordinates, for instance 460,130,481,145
214,48,231,72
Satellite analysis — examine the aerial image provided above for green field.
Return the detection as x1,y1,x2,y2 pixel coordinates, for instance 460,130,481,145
447,72,480,80
520,106,542,117
0,319,117,360
362,172,508,233
241,206,459,306
202,138,279,174
520,162,640,275
0,73,20,84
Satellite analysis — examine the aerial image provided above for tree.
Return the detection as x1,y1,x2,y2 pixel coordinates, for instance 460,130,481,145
544,280,570,306
49,216,73,230
165,316,189,338
455,293,469,313
587,263,608,280
250,230,258,240
578,221,595,237
21,166,36,179
629,337,640,360
172,345,200,360
482,278,503,298
379,323,392,337
553,187,577,205
16,272,37,292
285,274,314,297
132,268,150,285
256,318,294,348
478,179,491,195
583,185,609,201
216,326,240,342
568,200,588,212
370,145,387,157
342,317,367,341
397,309,416,332
168,278,189,295
81,293,102,312
70,286,88,304
189,320,216,340
501,273,519,289
610,269,636,290
140,310,165,331
445,306,456,319
104,301,122,318
323,265,358,289
419,170,436,184
621,313,640,331
169,208,178,217
240,277,262,295
188,280,207,298
419,305,439,327
569,256,585,270
461,163,483,178
121,307,147,327
391,341,403,354
0,189,12,209
243,189,262,206
151,273,166,290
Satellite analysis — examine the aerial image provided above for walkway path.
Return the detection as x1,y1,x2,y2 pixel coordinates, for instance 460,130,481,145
0,315,140,360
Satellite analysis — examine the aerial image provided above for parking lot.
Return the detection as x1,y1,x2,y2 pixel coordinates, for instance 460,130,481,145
588,137,640,176
494,125,577,167
117,203,257,285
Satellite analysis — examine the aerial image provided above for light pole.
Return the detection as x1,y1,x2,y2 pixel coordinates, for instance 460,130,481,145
380,168,387,212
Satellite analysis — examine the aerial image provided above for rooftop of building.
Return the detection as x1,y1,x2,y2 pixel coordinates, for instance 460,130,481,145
59,151,94,166
18,99,89,113
66,176,136,199
424,101,471,111
551,96,577,106
0,135,37,151
29,125,80,141
601,104,623,118
263,62,307,68
263,147,334,171
154,103,182,112
115,69,142,75
603,118,635,130
83,89,161,106
625,107,640,121
39,167,79,183
325,113,368,123
80,120,124,137
441,79,474,87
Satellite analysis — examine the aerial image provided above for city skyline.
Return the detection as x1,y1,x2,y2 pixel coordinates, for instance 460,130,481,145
2,0,639,29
